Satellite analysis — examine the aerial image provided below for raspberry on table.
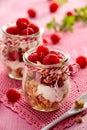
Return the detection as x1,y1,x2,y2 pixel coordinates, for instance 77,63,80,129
28,9,36,18
49,2,59,13
50,33,61,44
6,88,21,103
76,56,87,68
16,18,30,30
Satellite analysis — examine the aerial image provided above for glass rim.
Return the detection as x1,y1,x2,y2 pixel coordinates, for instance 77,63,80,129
23,47,70,69
1,22,41,39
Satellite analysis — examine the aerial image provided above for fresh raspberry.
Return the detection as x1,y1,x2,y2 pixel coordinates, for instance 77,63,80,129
29,23,39,33
42,53,60,65
49,2,59,13
66,11,73,16
16,18,30,29
36,45,50,62
76,56,87,68
50,33,61,44
20,27,34,35
28,52,39,63
8,51,18,61
28,9,36,18
6,26,18,35
6,89,21,103
42,38,48,45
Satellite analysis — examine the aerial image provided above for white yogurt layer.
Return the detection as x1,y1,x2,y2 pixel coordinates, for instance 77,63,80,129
37,79,70,102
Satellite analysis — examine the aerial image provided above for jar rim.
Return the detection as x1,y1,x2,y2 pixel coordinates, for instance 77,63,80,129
1,22,41,39
23,47,70,69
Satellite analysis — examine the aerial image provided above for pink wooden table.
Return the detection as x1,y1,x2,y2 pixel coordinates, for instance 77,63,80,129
0,0,87,130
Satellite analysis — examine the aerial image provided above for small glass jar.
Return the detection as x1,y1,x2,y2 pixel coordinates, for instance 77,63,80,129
22,47,71,112
0,23,41,80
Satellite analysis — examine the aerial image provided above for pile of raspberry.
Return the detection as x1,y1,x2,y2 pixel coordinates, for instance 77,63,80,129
6,18,39,35
28,45,63,65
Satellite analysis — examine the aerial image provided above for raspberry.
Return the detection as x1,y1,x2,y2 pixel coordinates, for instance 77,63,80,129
42,53,60,65
6,26,18,35
29,23,39,33
50,33,61,44
49,2,59,13
42,38,48,45
76,56,87,68
16,18,30,29
8,51,18,61
66,11,73,16
20,27,34,35
28,9,36,18
36,45,50,62
6,89,21,103
28,52,39,63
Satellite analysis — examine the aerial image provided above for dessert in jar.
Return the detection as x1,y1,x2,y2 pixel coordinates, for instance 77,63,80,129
0,18,41,80
22,45,71,112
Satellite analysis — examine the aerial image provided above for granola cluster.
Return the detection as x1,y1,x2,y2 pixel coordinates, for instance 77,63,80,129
74,99,84,109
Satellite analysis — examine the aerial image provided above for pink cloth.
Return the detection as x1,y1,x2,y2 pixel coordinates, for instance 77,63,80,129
0,0,87,130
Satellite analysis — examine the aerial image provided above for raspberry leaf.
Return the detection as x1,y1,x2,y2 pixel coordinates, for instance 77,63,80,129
46,18,59,31
60,15,76,32
54,0,68,5
74,6,87,25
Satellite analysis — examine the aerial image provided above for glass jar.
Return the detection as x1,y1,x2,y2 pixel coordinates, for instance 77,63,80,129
22,47,71,112
0,23,41,80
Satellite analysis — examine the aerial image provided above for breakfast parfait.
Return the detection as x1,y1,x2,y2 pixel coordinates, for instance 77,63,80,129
22,45,71,112
1,18,41,80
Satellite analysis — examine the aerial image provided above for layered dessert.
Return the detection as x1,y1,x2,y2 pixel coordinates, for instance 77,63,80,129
1,18,41,80
23,45,71,111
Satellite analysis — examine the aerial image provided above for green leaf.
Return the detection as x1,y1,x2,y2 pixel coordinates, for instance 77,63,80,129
46,23,53,29
60,15,76,31
46,18,59,31
54,0,68,4
74,6,87,24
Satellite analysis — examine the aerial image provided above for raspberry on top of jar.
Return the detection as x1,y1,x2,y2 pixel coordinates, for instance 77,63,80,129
5,18,39,36
26,45,68,66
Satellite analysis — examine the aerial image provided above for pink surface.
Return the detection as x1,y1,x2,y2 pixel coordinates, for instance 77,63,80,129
0,103,33,130
0,0,87,130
